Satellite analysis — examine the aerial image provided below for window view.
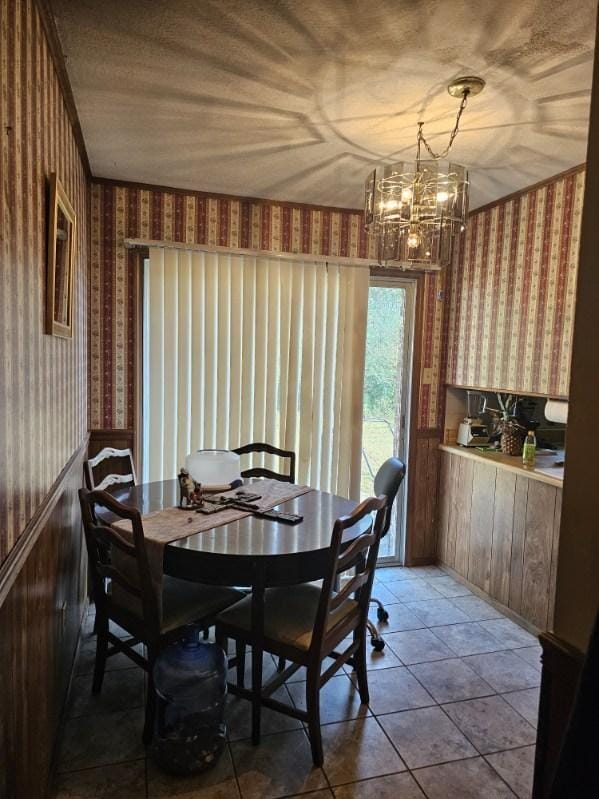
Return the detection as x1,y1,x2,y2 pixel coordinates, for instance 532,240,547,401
361,284,410,559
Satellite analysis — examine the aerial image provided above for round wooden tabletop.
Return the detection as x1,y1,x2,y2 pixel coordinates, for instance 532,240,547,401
110,479,370,587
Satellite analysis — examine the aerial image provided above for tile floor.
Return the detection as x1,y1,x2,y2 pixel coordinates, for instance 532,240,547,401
53,566,541,798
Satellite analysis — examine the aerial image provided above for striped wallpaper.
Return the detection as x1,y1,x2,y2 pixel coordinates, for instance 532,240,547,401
90,181,444,434
0,0,89,563
446,167,585,397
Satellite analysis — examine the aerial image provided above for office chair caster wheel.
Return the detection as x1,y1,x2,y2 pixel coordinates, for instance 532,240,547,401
377,608,389,622
371,636,385,652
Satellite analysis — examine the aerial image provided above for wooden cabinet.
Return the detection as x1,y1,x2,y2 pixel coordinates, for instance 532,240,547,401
437,448,562,630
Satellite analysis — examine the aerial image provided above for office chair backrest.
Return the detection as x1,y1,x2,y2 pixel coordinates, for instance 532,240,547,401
373,457,406,537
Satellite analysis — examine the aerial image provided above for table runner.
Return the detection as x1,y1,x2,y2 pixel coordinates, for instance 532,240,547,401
111,479,313,620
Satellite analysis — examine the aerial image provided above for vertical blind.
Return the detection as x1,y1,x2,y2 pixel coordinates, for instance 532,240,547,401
143,247,369,499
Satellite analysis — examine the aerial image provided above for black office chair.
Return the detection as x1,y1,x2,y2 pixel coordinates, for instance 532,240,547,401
367,457,406,650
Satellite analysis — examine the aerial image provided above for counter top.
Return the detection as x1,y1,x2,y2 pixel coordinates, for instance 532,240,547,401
439,443,564,488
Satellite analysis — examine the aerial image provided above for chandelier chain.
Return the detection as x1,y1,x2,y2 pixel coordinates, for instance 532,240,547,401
417,89,470,162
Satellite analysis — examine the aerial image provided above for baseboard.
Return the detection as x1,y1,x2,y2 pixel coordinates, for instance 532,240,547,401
438,562,541,636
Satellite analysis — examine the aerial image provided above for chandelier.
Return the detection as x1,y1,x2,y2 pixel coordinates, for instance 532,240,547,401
364,76,485,270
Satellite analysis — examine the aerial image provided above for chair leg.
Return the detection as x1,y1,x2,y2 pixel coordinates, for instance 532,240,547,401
354,631,370,705
305,667,323,766
92,626,108,695
236,640,246,688
143,669,156,745
277,656,286,672
251,645,263,745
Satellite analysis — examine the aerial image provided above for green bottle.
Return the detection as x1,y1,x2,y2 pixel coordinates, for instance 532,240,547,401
522,430,536,468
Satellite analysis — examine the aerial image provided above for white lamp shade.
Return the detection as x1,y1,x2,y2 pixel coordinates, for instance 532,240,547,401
185,449,241,485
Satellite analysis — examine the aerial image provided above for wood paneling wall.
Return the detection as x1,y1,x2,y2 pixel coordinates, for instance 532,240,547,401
437,450,562,630
0,0,88,564
0,2,89,796
0,442,87,799
446,166,585,397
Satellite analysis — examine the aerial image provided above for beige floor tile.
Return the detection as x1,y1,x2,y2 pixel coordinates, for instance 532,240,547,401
423,576,473,598
320,717,406,786
368,583,402,606
384,628,454,664
409,658,494,703
54,759,146,799
147,746,240,798
288,674,370,724
378,706,476,769
231,729,326,799
75,638,145,675
226,686,302,741
66,669,145,718
430,622,508,657
403,598,471,627
414,756,516,798
486,746,535,799
513,646,542,671
450,596,503,621
332,771,425,798
368,603,426,634
57,709,146,772
479,619,538,649
352,641,404,671
374,567,421,583
463,651,541,693
350,666,434,714
502,688,540,728
444,695,537,753
385,579,445,603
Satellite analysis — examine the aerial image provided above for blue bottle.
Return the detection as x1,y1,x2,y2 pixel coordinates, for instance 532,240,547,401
150,628,227,774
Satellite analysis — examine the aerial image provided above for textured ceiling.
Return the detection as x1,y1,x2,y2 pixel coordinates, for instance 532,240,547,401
53,0,597,209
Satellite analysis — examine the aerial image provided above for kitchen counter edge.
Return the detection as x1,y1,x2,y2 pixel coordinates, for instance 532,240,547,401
438,444,564,487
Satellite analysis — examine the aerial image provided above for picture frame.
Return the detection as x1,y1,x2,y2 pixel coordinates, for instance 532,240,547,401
46,173,76,338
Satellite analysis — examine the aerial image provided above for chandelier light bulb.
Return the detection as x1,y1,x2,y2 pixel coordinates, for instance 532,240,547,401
436,190,449,202
401,188,413,203
407,230,421,249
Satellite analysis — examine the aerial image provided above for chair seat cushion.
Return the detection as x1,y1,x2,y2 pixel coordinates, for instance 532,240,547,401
162,577,245,633
216,582,357,651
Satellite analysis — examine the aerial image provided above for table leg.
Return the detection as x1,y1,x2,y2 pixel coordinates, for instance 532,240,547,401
251,574,265,746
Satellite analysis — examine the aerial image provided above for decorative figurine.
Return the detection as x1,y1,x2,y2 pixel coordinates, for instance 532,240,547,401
178,469,204,509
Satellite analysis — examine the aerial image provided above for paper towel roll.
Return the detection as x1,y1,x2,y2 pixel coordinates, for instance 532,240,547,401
545,399,568,424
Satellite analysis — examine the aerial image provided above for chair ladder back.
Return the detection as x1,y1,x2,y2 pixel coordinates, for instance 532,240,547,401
85,447,137,491
233,442,296,483
78,488,160,634
311,495,387,654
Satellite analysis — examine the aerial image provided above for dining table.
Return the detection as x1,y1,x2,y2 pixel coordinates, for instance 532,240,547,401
108,478,371,743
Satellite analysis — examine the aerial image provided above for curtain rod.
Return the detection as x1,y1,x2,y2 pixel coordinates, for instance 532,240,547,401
124,238,440,273
123,237,379,268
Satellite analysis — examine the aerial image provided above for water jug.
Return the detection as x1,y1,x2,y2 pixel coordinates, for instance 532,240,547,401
150,628,227,774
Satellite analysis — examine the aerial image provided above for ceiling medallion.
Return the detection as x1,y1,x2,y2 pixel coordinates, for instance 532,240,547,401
364,76,485,270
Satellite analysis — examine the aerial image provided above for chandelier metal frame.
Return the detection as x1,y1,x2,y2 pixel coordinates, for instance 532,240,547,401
364,76,485,270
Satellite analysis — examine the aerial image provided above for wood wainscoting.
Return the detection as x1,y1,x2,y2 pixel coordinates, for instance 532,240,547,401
0,438,88,799
437,448,562,630
405,429,441,565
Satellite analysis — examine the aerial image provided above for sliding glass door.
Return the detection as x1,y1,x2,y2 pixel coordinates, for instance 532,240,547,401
360,277,415,563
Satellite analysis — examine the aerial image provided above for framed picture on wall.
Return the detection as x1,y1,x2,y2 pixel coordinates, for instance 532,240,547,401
46,172,76,338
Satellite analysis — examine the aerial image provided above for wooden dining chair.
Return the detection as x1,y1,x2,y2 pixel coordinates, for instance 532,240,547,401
84,447,137,491
215,494,387,766
233,442,296,483
78,488,245,744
